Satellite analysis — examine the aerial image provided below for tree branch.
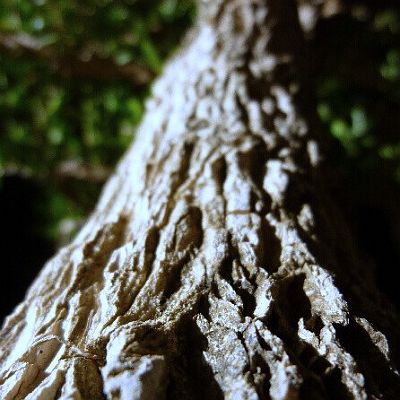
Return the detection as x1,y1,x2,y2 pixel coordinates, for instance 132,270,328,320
1,161,111,183
0,33,155,86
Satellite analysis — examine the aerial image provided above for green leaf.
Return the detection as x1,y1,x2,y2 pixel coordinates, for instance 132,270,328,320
8,122,27,143
379,144,400,160
160,0,178,19
47,125,64,145
381,50,400,81
126,98,143,124
317,103,331,122
350,106,368,138
140,39,162,73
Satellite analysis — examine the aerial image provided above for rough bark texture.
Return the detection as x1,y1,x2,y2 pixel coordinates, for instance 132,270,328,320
1,1,399,399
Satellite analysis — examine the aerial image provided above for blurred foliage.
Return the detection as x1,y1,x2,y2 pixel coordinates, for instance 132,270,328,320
315,7,400,185
313,6,400,307
0,0,195,242
0,0,400,253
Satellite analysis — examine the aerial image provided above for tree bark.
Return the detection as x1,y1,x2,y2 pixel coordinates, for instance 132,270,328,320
1,1,399,399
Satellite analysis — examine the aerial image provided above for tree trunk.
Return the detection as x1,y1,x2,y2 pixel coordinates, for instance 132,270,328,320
1,1,399,399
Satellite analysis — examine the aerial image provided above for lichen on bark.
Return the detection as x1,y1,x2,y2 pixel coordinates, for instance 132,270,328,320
1,1,399,399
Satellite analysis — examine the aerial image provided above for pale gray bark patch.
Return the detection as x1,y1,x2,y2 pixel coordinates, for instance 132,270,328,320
1,0,399,399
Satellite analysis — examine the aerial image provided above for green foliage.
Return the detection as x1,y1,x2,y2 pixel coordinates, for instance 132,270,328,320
316,8,400,186
0,0,195,171
0,0,195,242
